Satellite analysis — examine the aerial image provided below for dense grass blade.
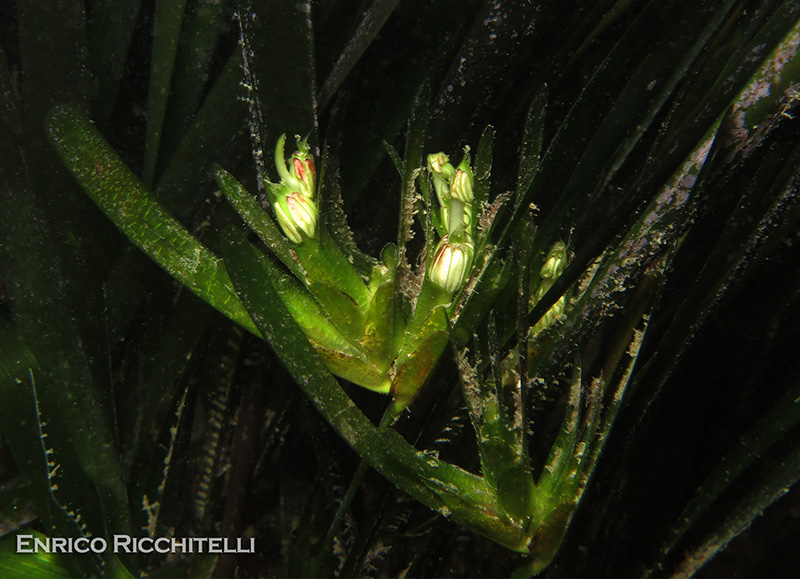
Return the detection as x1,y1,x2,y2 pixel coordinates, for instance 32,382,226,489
516,87,546,202
143,0,188,186
668,431,800,577
427,1,543,149
316,97,377,276
336,0,476,204
0,327,105,576
87,0,142,124
159,0,230,163
2,101,134,577
17,0,91,128
317,0,401,109
654,382,800,574
126,293,212,501
395,83,429,310
155,51,248,218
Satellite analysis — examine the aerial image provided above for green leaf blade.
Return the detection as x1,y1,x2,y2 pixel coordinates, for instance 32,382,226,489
46,104,258,336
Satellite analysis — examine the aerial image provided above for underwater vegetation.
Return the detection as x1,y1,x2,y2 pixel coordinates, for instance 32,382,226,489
2,1,800,576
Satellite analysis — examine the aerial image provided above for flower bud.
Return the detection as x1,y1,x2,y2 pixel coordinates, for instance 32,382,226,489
451,151,474,204
429,236,474,293
540,252,564,280
275,134,316,198
291,155,315,198
274,190,318,244
290,139,316,198
450,168,474,204
531,242,568,333
427,152,451,177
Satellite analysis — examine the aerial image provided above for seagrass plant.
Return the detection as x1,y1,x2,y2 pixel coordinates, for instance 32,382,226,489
2,1,800,577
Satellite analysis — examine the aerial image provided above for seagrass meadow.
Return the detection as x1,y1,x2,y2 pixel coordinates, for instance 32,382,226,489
2,1,800,577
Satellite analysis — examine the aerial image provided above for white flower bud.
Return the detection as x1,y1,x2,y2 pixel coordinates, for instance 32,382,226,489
429,236,474,293
274,191,318,243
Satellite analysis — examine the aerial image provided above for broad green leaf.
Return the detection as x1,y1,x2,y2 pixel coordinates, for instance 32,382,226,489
46,104,259,337
0,531,136,579
293,234,372,339
363,278,402,364
97,51,250,350
391,328,449,411
257,244,390,391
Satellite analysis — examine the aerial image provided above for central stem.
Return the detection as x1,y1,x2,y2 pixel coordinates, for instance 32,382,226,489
449,197,466,234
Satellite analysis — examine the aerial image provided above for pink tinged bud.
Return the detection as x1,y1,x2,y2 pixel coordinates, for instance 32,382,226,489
275,191,318,243
292,157,307,181
275,134,317,198
429,236,474,293
291,156,316,198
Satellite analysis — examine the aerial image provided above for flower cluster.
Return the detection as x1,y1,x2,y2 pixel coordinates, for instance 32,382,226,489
256,138,484,408
268,139,479,298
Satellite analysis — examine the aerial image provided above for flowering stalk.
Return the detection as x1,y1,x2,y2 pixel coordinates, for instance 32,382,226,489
426,150,477,294
386,151,481,411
